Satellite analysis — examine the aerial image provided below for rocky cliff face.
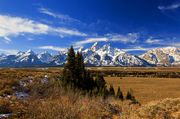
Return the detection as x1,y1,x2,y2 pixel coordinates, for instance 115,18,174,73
140,47,180,66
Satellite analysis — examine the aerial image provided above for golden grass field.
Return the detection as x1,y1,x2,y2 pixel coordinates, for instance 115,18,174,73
87,67,180,72
105,77,180,104
0,67,180,118
0,67,179,103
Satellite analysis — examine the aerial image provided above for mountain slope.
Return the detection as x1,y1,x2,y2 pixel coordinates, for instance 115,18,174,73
82,42,151,66
0,50,43,67
37,51,53,63
140,47,180,66
0,43,179,67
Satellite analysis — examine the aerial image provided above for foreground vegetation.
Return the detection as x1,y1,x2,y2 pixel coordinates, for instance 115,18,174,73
0,47,179,119
0,75,124,118
0,47,137,119
0,68,179,118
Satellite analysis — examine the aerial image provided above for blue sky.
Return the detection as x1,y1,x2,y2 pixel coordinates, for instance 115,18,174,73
0,0,180,55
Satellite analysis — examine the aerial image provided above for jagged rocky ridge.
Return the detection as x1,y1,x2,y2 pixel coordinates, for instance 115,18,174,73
140,47,180,66
0,43,179,67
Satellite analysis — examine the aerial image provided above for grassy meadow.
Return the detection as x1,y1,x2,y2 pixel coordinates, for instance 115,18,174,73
0,67,180,119
105,77,180,104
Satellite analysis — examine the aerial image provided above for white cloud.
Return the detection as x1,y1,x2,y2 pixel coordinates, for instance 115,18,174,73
169,42,180,47
0,15,48,38
38,46,67,52
38,7,80,23
106,33,138,43
74,33,138,47
123,46,153,52
0,48,18,55
52,28,87,37
158,3,180,10
123,41,180,52
0,14,87,42
3,37,12,44
74,37,108,46
145,38,162,44
145,37,180,47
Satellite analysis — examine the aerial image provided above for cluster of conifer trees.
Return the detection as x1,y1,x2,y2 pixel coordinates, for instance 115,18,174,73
62,46,136,101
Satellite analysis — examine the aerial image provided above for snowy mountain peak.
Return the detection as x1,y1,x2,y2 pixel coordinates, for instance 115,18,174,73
82,43,148,66
38,51,53,63
58,48,68,55
91,42,100,52
77,47,84,52
0,44,179,67
140,47,180,66
98,43,113,54
26,49,35,55
16,51,25,56
97,43,125,56
151,47,178,52
102,43,111,49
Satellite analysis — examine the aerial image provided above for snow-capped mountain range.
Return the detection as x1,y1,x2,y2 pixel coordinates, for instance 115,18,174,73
0,42,179,67
140,47,180,66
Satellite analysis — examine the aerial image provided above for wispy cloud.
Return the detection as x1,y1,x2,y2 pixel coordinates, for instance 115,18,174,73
52,28,87,38
0,48,18,55
38,7,80,23
158,3,180,10
169,42,180,47
145,37,180,47
74,37,108,47
38,46,67,52
106,33,138,43
0,14,87,43
3,37,12,44
74,33,138,47
145,37,162,44
122,46,154,52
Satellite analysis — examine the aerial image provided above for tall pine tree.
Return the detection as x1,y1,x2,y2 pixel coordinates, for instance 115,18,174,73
109,85,115,96
75,51,85,87
95,74,106,90
62,46,111,98
116,86,124,100
62,46,95,91
62,46,76,87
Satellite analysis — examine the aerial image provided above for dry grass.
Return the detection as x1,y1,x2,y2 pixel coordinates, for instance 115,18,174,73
126,98,180,119
0,68,180,119
21,96,122,119
87,67,180,72
105,77,180,104
19,80,122,119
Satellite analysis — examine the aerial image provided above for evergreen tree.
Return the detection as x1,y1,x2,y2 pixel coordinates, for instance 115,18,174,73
126,89,135,100
62,46,110,98
95,74,106,89
75,52,85,79
126,91,132,100
109,85,115,96
66,46,76,68
62,46,96,92
116,86,124,100
126,90,139,104
100,86,109,99
63,46,76,82
93,74,108,97
83,70,95,91
75,52,85,87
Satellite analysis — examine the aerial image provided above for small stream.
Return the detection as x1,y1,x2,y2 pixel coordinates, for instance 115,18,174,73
0,113,12,118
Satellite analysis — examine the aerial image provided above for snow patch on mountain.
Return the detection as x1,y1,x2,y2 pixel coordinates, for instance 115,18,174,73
0,43,179,67
81,42,150,66
140,47,180,66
